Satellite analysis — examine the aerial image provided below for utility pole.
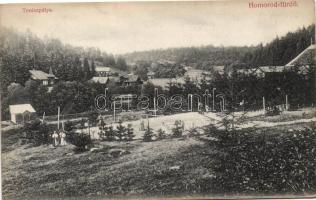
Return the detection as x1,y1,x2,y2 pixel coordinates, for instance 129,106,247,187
154,88,158,116
113,99,116,122
223,97,225,111
213,88,216,111
191,94,193,112
57,106,60,130
285,94,289,111
263,97,266,113
42,112,45,123
105,88,108,111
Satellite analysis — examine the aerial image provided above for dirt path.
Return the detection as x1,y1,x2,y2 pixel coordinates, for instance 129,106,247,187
84,109,315,139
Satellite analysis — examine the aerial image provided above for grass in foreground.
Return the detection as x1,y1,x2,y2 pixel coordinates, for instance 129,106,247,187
2,124,316,199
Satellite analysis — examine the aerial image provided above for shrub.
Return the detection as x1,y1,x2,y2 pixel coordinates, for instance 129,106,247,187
64,121,74,132
99,119,116,141
88,111,99,126
116,121,126,141
23,119,50,146
205,125,316,193
157,128,166,140
125,124,135,141
172,120,184,138
143,125,154,142
98,118,107,140
266,106,281,116
105,126,116,141
66,131,92,151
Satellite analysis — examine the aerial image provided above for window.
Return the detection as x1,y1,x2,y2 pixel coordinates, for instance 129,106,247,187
43,80,48,85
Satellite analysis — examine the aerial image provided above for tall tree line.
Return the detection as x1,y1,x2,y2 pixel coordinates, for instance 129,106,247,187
0,27,129,96
123,24,315,69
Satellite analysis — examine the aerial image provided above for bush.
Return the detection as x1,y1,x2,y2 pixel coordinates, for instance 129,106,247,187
64,121,74,132
125,124,135,141
205,125,316,193
157,128,166,140
88,111,99,126
66,131,92,151
172,120,184,138
266,106,281,116
23,119,50,146
99,119,116,141
116,121,126,141
99,120,135,141
143,125,155,142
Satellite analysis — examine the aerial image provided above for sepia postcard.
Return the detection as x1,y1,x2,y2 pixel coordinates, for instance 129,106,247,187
0,0,315,199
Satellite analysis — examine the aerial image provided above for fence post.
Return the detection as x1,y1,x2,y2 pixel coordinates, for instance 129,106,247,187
262,97,266,114
57,106,60,130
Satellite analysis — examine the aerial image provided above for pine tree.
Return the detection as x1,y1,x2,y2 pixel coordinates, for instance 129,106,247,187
125,124,135,141
91,59,96,78
98,118,106,139
143,122,154,142
83,58,91,80
116,120,126,141
172,120,183,138
105,125,116,141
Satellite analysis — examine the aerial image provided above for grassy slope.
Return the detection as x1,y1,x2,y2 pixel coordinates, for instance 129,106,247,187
2,134,215,200
2,110,316,199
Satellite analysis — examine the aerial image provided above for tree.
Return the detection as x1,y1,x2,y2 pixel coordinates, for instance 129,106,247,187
91,59,96,77
64,121,74,132
23,119,50,146
67,131,92,151
98,119,115,141
133,61,150,81
172,120,183,138
143,122,154,142
83,58,91,80
157,128,166,140
125,124,135,141
115,120,126,141
105,125,116,141
115,56,128,71
104,54,116,66
88,111,99,126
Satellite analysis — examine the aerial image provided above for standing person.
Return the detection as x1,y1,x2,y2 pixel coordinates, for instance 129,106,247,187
205,105,210,113
140,120,145,131
52,131,59,147
60,131,67,146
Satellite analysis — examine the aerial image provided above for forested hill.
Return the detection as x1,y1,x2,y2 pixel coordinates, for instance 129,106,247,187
0,27,129,94
124,46,256,69
243,24,315,67
123,24,315,69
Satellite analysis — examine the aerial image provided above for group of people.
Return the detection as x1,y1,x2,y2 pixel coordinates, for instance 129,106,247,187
51,131,67,147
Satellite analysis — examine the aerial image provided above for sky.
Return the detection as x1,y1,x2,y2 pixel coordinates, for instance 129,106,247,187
0,0,315,54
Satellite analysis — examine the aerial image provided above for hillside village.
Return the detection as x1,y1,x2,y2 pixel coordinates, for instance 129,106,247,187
1,23,316,199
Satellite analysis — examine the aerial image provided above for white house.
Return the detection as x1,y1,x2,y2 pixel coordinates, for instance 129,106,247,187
95,67,111,77
9,104,36,124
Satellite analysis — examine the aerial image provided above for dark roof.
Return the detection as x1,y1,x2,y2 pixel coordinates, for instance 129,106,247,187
121,74,141,82
127,75,140,82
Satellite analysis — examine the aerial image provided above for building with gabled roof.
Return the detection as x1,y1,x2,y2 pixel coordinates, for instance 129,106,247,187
29,67,58,86
118,74,143,86
89,77,110,85
9,104,36,124
95,66,112,77
286,44,316,67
